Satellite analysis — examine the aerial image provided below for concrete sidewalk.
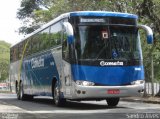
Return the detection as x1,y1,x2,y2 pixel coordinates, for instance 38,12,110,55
121,96,160,104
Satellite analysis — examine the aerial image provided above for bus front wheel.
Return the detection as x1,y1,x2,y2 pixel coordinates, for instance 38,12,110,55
18,82,24,100
53,81,66,106
16,83,20,100
106,98,120,107
16,82,25,100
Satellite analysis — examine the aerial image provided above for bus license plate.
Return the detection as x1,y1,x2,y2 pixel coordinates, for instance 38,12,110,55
107,89,120,94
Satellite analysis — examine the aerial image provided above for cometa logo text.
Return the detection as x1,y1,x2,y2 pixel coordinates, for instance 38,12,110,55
100,61,123,66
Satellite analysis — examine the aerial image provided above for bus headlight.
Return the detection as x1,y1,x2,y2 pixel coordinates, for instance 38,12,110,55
76,80,95,86
131,80,145,85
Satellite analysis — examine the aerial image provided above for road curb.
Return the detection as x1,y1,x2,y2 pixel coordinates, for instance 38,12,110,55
121,98,160,104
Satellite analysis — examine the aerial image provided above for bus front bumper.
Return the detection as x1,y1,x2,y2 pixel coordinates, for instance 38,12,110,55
70,84,144,99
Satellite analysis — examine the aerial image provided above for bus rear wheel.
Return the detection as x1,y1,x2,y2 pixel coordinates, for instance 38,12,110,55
19,82,33,101
53,81,66,106
18,82,25,100
106,98,120,107
16,81,20,100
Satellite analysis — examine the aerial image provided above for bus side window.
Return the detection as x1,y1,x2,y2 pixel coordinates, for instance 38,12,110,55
50,22,62,47
10,48,13,62
13,46,18,62
25,38,32,57
18,41,26,59
10,47,15,62
18,43,22,59
32,35,40,54
39,27,50,51
62,32,69,61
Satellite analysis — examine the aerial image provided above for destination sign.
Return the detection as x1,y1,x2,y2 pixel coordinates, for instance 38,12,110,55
80,18,105,23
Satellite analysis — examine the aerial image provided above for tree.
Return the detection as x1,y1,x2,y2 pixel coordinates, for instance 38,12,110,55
0,41,10,81
17,0,54,34
138,0,160,96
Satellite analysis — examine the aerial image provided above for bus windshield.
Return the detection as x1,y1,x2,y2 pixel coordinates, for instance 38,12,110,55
75,25,142,60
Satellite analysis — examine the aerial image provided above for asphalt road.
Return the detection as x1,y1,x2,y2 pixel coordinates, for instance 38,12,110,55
0,93,160,119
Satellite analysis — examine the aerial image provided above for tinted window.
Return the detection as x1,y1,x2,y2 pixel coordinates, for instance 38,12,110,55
50,22,62,47
11,21,63,60
62,32,69,61
39,27,50,51
110,17,136,25
18,42,25,59
10,45,18,62
25,38,32,57
75,25,142,60
32,34,40,54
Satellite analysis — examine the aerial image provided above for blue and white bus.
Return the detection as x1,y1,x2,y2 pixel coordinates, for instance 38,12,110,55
10,11,153,106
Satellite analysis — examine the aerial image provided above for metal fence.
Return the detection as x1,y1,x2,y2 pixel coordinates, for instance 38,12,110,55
143,57,160,97
145,82,160,96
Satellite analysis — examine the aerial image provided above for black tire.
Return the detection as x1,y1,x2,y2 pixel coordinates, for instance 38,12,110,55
19,82,25,100
22,94,33,101
53,81,66,107
16,82,20,100
106,98,120,107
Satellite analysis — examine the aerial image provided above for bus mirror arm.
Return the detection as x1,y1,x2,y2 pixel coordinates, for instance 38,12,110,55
63,22,74,44
138,25,153,44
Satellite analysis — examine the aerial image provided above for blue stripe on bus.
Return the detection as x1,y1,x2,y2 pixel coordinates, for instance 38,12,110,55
21,51,60,95
70,11,138,19
71,65,144,86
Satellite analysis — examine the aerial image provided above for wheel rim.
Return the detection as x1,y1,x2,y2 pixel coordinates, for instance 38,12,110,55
54,84,59,104
19,83,23,100
16,83,22,100
16,86,20,99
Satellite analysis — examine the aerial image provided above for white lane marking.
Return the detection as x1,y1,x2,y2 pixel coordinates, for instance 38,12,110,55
0,99,160,114
26,110,111,114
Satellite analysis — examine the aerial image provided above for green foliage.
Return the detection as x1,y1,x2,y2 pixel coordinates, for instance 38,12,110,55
17,0,55,34
17,0,42,20
0,41,10,81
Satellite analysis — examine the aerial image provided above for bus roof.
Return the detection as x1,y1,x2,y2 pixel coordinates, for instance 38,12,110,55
11,11,138,47
70,11,138,19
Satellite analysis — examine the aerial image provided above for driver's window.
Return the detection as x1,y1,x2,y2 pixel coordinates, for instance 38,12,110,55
62,31,69,61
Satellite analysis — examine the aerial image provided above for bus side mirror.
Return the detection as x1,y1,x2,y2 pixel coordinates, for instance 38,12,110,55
63,22,74,44
138,25,153,44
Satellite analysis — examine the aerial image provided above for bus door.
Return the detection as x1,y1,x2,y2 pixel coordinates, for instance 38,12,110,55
62,31,73,97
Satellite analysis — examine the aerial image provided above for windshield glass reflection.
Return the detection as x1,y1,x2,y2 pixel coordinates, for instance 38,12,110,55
75,25,142,60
